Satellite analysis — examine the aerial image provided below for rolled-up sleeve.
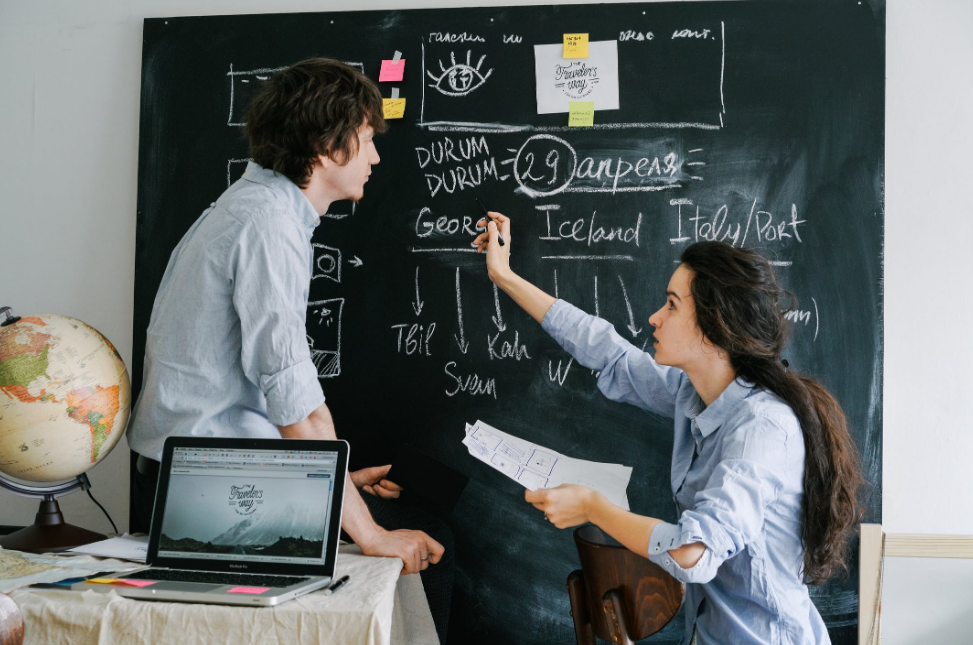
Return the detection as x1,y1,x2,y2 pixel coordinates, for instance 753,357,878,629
541,299,682,416
229,212,325,426
647,418,789,583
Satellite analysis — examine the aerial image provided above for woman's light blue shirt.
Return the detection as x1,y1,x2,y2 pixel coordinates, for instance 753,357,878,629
542,299,830,645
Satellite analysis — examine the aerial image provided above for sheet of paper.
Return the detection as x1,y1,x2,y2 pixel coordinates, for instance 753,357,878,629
379,59,406,82
462,420,632,510
0,548,144,593
568,101,595,126
534,40,619,114
383,98,406,119
563,33,589,58
66,534,148,563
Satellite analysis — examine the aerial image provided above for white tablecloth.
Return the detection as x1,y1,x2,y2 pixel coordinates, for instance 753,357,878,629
11,544,438,645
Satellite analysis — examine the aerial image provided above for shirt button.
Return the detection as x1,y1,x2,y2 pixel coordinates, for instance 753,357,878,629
665,558,672,566
653,546,661,553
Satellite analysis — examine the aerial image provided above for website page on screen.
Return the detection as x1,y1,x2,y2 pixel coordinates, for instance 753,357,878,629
158,447,337,565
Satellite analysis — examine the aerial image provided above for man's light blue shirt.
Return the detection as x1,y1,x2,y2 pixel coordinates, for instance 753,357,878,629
542,299,830,645
129,162,325,461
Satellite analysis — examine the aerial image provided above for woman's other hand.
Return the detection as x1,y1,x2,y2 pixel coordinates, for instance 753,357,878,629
525,484,604,529
472,211,512,285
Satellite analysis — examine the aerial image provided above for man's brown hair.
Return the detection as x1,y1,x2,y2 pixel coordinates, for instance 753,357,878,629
243,58,387,189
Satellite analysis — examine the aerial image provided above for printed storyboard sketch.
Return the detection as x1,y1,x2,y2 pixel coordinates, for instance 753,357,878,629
135,6,884,645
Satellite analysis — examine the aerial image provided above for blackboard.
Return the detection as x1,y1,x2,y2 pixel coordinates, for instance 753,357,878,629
134,2,884,643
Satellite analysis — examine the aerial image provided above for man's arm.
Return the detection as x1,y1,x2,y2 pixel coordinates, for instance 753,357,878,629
278,402,444,575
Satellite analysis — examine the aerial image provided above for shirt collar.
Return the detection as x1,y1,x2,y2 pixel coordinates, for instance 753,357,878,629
686,377,755,439
242,161,321,232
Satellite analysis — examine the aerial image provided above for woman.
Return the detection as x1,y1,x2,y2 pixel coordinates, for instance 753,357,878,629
473,212,864,645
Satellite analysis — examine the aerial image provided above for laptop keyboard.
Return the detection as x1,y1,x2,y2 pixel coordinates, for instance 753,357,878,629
121,569,311,588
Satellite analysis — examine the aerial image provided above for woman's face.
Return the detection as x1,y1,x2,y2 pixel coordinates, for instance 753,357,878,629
648,264,710,368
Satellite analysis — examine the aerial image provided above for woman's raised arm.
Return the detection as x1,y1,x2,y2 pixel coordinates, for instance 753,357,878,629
473,210,556,323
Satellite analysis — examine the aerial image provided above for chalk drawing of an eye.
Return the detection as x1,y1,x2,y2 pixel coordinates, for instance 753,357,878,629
426,51,494,96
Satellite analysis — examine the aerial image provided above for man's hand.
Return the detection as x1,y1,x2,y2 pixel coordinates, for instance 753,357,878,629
351,465,403,499
359,527,445,575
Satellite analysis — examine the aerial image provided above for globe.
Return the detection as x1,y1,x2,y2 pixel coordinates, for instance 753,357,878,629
0,312,131,483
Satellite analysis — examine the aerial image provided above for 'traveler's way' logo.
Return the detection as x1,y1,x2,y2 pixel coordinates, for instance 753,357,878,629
229,484,264,515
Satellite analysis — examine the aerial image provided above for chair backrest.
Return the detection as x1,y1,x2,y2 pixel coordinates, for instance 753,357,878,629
573,525,682,641
0,593,24,645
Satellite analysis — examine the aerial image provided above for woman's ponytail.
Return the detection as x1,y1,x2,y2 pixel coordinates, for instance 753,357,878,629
680,242,865,584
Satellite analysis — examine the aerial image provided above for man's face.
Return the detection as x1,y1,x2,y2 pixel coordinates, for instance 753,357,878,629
322,123,381,202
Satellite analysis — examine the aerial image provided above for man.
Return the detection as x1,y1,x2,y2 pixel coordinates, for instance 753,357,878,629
129,59,452,633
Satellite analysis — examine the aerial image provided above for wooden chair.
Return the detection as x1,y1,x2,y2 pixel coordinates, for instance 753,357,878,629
567,525,683,645
0,594,24,645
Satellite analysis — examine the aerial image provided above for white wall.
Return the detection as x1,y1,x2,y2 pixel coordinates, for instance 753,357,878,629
1,0,970,641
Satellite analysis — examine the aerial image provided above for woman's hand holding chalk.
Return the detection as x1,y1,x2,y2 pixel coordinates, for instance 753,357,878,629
475,197,505,246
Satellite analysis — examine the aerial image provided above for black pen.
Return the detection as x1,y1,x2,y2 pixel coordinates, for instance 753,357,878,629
324,574,350,596
475,197,505,246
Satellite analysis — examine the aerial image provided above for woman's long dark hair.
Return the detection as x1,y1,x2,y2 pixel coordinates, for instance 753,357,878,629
680,241,864,585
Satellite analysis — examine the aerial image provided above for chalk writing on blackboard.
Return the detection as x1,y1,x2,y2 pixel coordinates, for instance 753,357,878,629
617,276,642,338
307,298,344,379
426,51,494,97
668,199,807,260
785,297,820,341
453,268,470,354
444,362,497,399
548,358,574,387
312,243,342,284
226,62,364,126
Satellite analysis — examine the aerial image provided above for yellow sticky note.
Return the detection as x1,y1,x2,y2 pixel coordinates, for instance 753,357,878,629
563,33,589,58
383,98,406,119
87,578,120,584
568,102,595,127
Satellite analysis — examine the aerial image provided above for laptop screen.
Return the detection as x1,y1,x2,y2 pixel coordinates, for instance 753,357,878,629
156,447,338,566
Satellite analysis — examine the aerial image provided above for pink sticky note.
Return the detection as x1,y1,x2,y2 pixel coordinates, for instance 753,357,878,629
379,59,405,82
227,586,270,594
118,579,157,588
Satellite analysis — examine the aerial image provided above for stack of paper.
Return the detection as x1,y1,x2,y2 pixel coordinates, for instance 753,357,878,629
0,548,144,593
462,420,632,510
66,534,148,563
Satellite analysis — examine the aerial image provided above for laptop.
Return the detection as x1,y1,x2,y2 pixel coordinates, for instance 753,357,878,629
73,436,349,606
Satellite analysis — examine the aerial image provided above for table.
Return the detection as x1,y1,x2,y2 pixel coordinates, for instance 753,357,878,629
10,544,437,645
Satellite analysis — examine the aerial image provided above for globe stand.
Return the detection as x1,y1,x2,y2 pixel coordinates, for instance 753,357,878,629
0,474,106,553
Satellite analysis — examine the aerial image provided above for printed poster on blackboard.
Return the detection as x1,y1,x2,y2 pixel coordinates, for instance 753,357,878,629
534,40,620,114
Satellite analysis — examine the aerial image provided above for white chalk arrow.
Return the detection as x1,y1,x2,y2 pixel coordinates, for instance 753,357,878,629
412,267,424,316
617,275,642,337
453,268,469,354
491,283,507,332
348,255,363,267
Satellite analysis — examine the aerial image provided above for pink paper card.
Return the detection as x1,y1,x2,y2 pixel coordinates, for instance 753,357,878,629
379,59,405,82
118,579,157,588
227,586,270,594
